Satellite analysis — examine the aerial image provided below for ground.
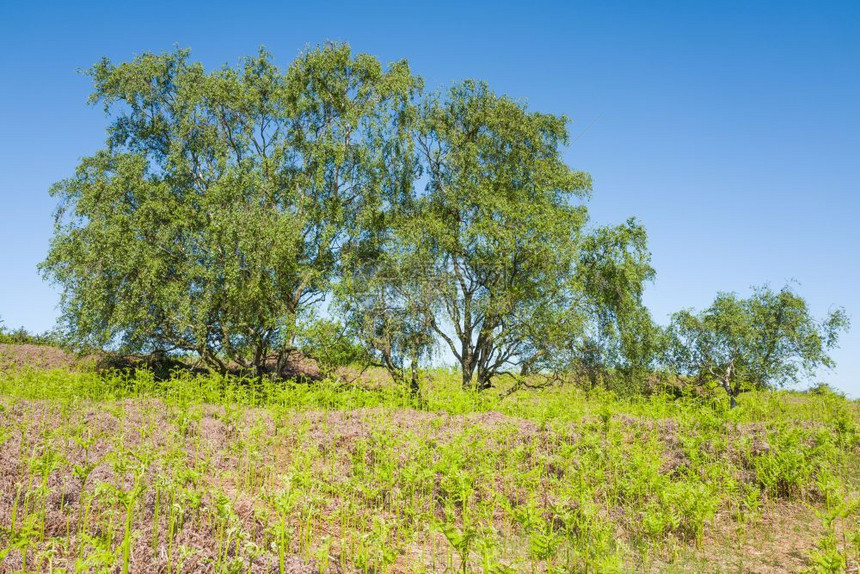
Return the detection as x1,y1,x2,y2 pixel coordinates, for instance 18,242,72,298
0,345,858,573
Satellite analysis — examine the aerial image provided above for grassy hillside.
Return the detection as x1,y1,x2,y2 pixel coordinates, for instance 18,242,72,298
0,361,858,573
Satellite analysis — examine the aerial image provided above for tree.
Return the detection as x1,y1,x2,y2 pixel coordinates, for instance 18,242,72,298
509,219,657,392
666,284,849,407
575,219,659,388
409,80,600,390
292,317,368,378
41,44,420,376
338,81,658,394
336,247,436,395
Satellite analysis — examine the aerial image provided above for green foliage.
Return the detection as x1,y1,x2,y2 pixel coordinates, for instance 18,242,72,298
294,318,368,374
666,283,849,402
338,81,659,393
545,218,659,390
343,80,657,393
40,44,420,376
411,80,592,390
804,493,860,573
337,243,437,392
0,318,58,346
40,43,662,393
33,44,849,404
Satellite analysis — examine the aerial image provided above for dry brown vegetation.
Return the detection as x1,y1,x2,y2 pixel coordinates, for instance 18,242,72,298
0,344,80,373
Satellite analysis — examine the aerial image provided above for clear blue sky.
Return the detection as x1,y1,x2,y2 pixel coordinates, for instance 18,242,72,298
1,1,858,394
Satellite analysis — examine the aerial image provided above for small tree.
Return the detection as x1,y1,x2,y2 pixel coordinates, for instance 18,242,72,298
293,318,368,378
511,219,657,392
667,284,849,407
575,219,658,389
337,244,436,396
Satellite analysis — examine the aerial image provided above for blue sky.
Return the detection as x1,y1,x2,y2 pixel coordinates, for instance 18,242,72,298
1,1,858,394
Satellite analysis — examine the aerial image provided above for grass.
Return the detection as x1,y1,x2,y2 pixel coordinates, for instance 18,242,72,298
0,366,858,573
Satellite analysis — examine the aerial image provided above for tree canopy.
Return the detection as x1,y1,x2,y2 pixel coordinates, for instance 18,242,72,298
666,284,849,406
411,80,592,389
40,44,848,394
337,80,656,390
42,44,420,376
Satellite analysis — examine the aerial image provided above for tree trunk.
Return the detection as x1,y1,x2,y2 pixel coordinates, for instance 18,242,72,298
460,354,476,389
462,370,472,389
720,360,737,408
409,356,420,398
475,364,492,390
719,379,739,408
